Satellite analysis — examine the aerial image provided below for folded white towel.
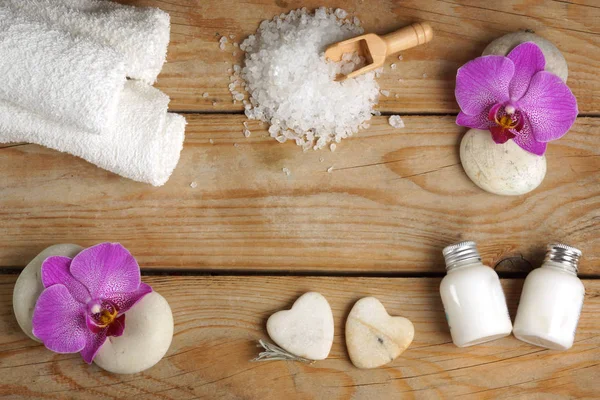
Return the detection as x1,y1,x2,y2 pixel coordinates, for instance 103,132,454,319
0,8,126,135
0,81,186,186
3,0,170,84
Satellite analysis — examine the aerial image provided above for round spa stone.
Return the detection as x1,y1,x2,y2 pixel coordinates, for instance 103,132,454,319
482,31,568,82
94,291,174,374
460,129,547,196
13,244,84,341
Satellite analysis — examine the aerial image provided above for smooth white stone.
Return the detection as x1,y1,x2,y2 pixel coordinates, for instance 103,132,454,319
460,129,547,196
482,32,568,82
266,292,334,360
94,291,173,374
346,297,414,369
13,244,83,341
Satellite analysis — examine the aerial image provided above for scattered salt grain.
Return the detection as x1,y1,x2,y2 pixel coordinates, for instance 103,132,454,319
282,167,291,176
398,55,403,61
219,36,228,50
212,101,217,106
390,63,397,70
234,143,239,147
334,8,348,19
422,73,428,78
330,143,336,152
229,8,381,151
209,138,214,144
233,51,238,56
233,42,239,47
327,166,334,173
243,129,251,138
202,92,209,98
229,34,235,39
398,78,404,83
395,94,400,98
380,90,390,97
388,115,405,129
319,157,324,163
190,182,198,188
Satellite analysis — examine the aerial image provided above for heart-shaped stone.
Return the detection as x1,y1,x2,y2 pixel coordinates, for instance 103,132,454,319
266,292,334,360
346,297,414,369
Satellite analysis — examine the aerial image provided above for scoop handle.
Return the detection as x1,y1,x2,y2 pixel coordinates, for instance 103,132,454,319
382,22,433,55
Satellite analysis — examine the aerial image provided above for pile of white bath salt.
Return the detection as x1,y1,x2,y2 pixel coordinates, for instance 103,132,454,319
229,7,382,150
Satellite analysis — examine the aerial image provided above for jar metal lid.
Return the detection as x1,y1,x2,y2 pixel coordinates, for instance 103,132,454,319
442,241,481,271
545,243,582,273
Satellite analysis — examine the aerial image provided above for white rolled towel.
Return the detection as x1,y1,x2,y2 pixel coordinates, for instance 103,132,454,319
0,81,186,186
0,8,126,135
3,0,170,84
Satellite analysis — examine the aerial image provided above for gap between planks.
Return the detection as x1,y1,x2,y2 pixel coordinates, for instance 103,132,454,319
1,268,599,280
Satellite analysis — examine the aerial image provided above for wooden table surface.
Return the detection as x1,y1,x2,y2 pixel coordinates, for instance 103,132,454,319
1,0,599,399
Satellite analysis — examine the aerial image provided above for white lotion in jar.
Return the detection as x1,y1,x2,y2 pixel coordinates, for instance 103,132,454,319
440,241,512,347
513,244,585,350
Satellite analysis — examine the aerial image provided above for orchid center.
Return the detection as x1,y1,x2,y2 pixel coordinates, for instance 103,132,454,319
88,300,119,328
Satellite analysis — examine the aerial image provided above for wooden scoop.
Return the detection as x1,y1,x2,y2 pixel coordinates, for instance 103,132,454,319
325,22,433,80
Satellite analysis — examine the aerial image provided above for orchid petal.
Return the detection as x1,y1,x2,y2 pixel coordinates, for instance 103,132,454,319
512,115,548,155
70,243,141,300
456,111,495,130
507,42,546,101
42,256,91,304
489,126,515,144
111,282,153,314
80,328,108,364
86,314,105,334
518,71,578,142
106,314,126,337
32,285,87,354
455,55,514,116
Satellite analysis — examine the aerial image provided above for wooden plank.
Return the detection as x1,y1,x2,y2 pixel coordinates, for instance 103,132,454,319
1,275,598,399
116,0,600,114
1,116,599,275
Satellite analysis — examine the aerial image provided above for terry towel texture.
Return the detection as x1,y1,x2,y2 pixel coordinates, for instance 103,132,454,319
2,0,170,84
0,81,186,187
0,8,126,134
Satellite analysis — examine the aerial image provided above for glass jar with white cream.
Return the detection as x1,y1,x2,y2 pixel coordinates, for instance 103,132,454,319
513,243,585,350
440,241,512,347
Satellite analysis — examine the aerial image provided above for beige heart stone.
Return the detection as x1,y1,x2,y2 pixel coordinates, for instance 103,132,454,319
266,292,334,360
346,297,414,369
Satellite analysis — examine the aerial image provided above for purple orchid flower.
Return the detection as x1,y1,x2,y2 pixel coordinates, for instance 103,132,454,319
32,243,152,363
455,42,578,155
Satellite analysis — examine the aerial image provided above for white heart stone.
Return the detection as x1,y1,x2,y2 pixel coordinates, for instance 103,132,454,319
460,129,547,196
346,297,414,369
266,292,334,360
482,32,568,82
94,291,173,374
13,244,84,341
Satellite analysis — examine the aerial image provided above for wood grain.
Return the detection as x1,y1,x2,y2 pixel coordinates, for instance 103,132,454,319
116,0,600,114
1,275,599,399
1,116,599,275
